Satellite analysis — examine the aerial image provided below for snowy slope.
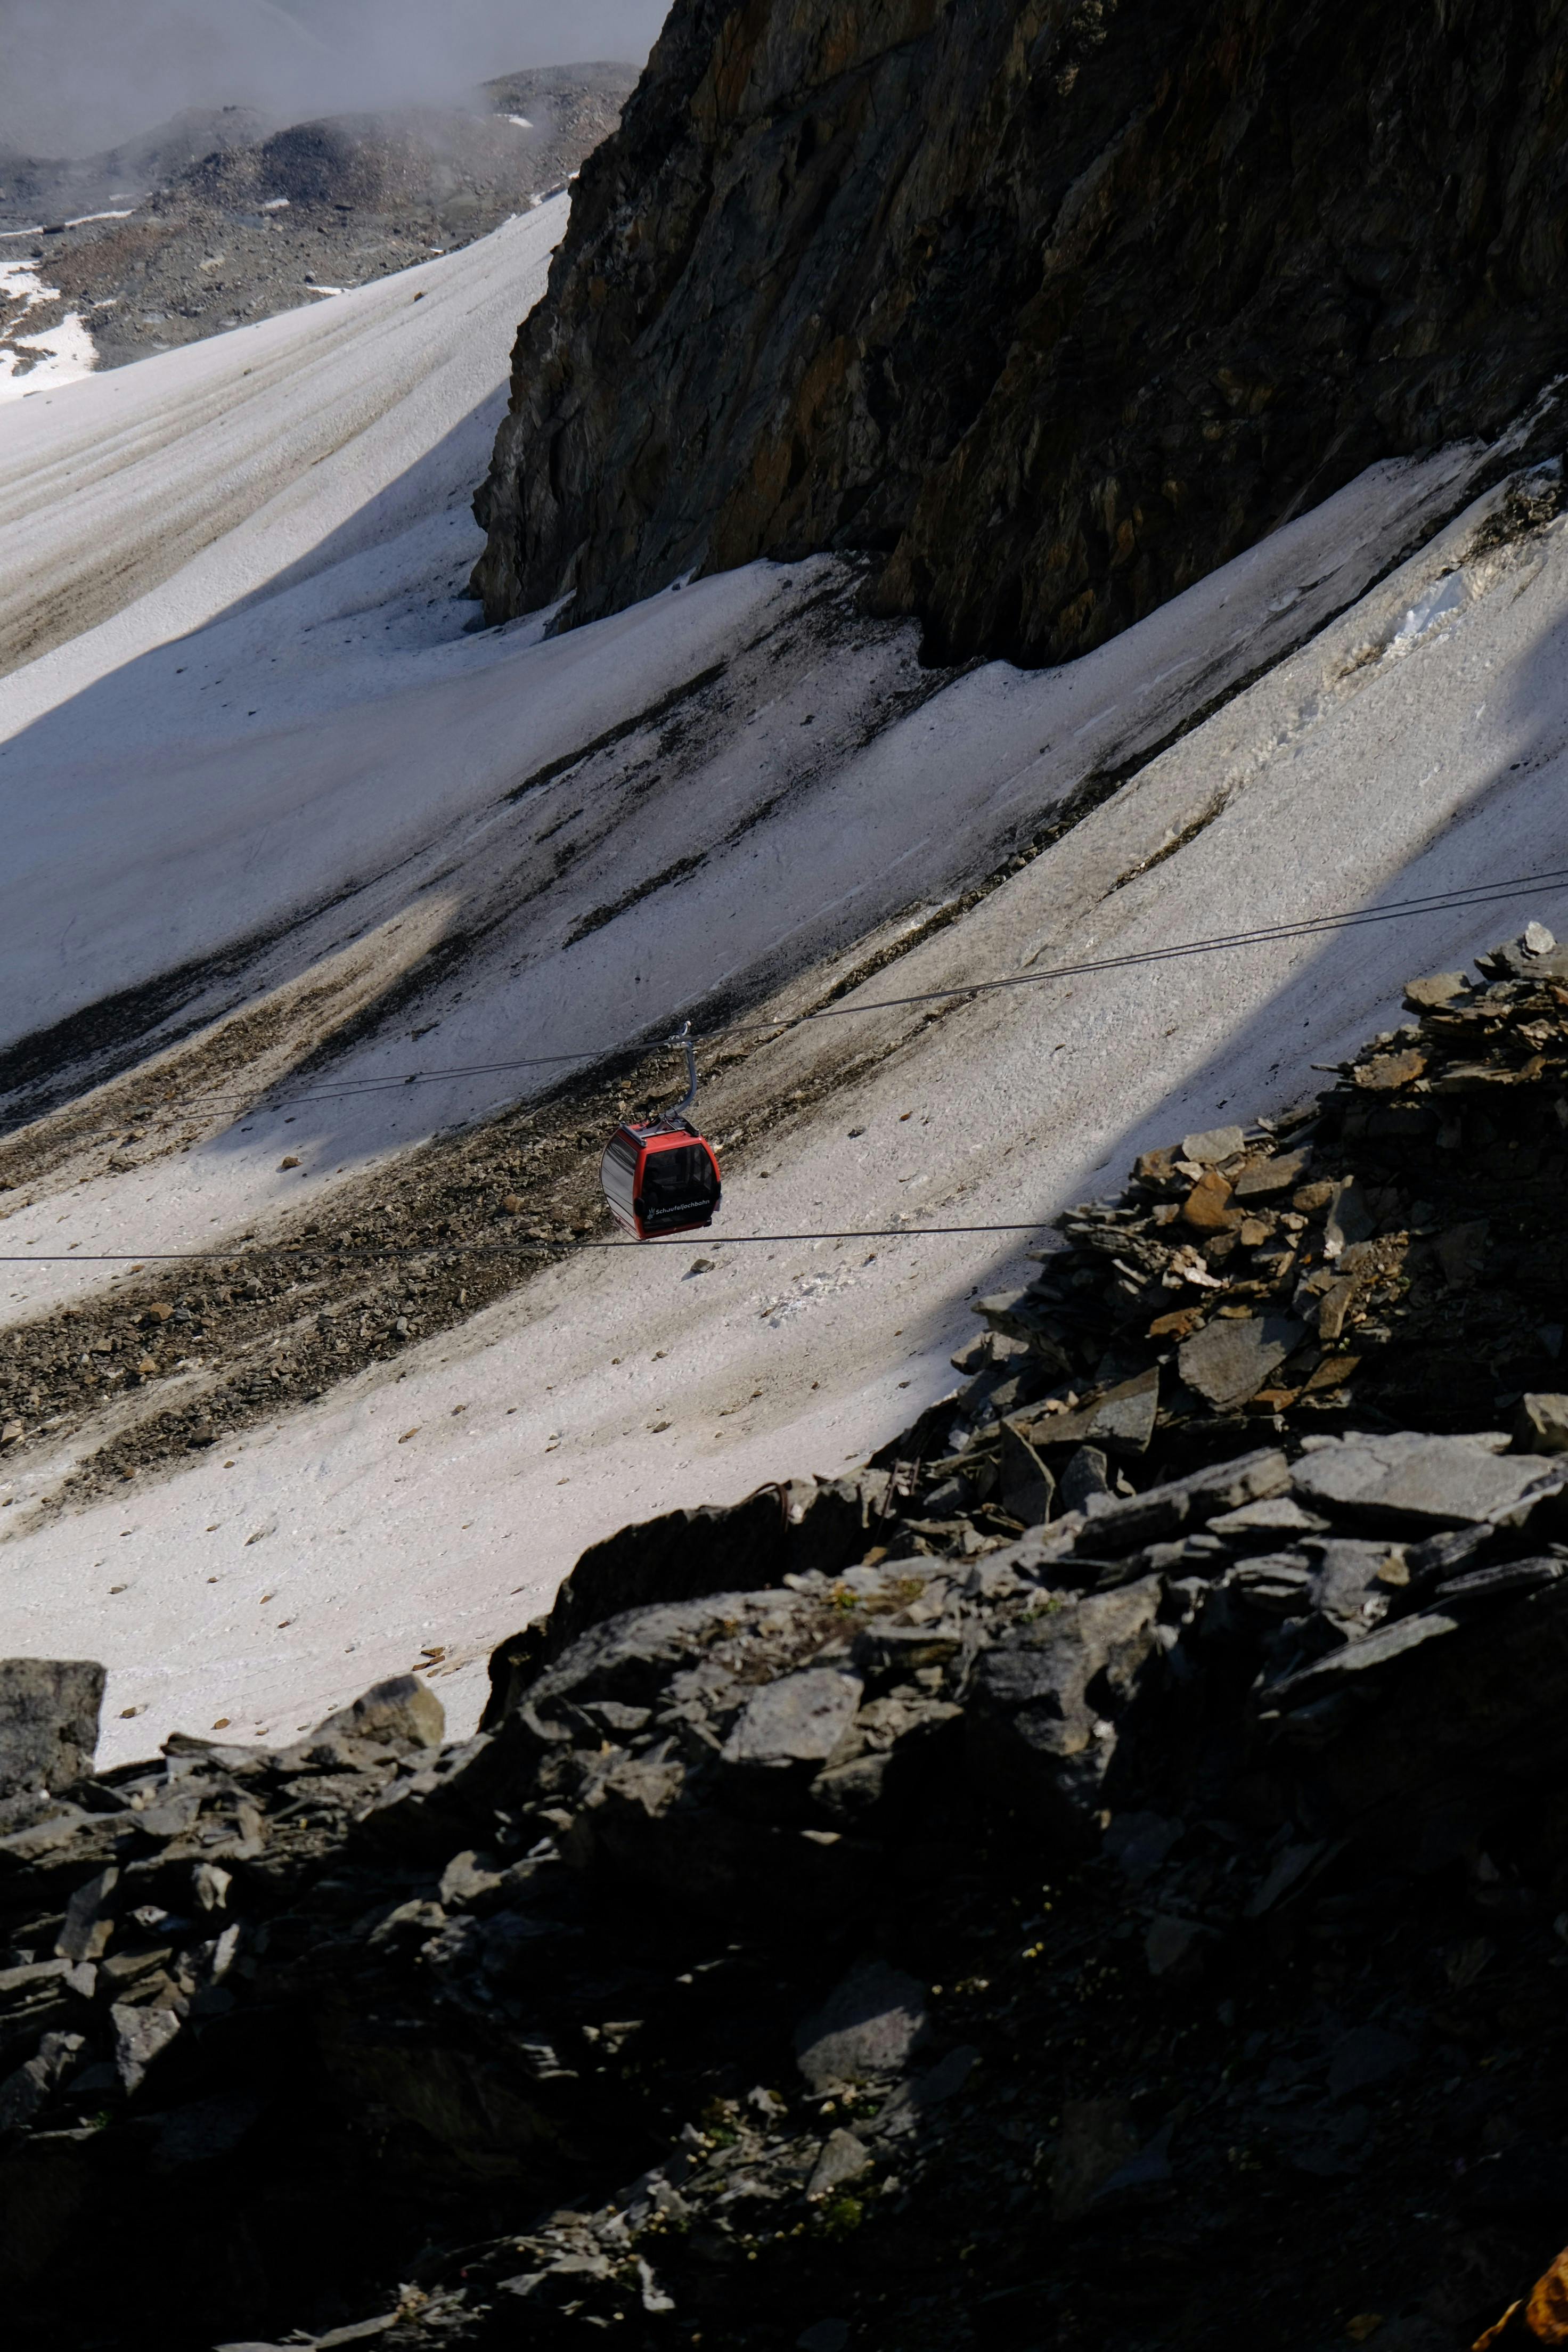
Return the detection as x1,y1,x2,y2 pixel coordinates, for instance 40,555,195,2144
2,209,1566,1762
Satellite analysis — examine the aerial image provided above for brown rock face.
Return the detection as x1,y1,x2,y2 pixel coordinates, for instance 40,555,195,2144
473,0,1568,665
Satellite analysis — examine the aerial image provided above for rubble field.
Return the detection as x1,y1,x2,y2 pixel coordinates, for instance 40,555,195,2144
9,931,1568,2349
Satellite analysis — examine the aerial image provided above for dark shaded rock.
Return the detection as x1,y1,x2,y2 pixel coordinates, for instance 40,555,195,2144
999,1420,1055,1523
483,1477,883,1725
0,1662,104,1799
794,1959,928,2092
966,1576,1163,1842
1327,2024,1417,2099
806,2126,872,2196
1267,1578,1568,1860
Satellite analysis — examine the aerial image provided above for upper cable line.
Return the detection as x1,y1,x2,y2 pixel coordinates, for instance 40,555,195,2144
195,862,1568,1118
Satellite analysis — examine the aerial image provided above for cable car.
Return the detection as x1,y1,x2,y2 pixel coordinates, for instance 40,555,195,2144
600,1023,723,1240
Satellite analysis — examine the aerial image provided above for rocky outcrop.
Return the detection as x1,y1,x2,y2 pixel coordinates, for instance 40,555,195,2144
7,1400,1568,2345
473,0,1568,665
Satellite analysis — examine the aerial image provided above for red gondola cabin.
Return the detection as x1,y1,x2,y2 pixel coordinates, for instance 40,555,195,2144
600,1116,722,1240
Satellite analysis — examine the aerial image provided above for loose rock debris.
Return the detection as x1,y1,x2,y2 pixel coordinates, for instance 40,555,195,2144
0,1052,723,1512
7,934,1568,2347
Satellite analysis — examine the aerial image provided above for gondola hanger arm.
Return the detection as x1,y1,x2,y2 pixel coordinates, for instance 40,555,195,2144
664,1019,698,1120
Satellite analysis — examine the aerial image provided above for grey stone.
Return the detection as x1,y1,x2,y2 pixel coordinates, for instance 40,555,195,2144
1232,1148,1311,1198
1207,1494,1329,1535
1027,1368,1161,1459
1435,1219,1490,1287
496,1478,885,1717
1515,1393,1568,1455
1224,1554,1314,1615
438,1849,503,1910
55,1865,118,1963
806,2127,872,2198
636,2261,675,2316
1327,2024,1417,2099
111,1998,184,2095
1292,1431,1565,1531
1059,1444,1112,1515
1266,1610,1461,1711
998,1422,1054,1524
1064,1448,1290,1557
1480,927,1568,981
972,1288,1071,1368
797,2325,851,2352
849,1626,960,1683
1324,1178,1376,1255
0,2030,85,2131
1178,1314,1303,1410
1094,2118,1177,2204
794,1960,928,2092
191,1862,232,1913
809,1753,894,1825
1246,1839,1334,1917
0,1802,91,1866
312,1674,444,1753
1089,1365,1159,1454
967,1578,1163,1840
1436,1557,1563,1604
144,2090,266,2169
1050,2097,1139,2219
1144,1914,1213,1978
1181,1125,1245,1165
1101,1811,1182,1880
1310,1540,1395,1628
722,1670,863,1773
1403,970,1467,1009
872,2043,978,2136
0,1659,105,1797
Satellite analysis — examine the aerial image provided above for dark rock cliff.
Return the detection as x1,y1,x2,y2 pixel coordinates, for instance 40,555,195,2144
472,0,1568,665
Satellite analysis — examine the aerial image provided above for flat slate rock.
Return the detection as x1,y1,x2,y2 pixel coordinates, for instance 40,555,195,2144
1266,1610,1461,1709
1291,1431,1564,1530
1182,1125,1245,1164
1178,1314,1303,1410
722,1669,863,1770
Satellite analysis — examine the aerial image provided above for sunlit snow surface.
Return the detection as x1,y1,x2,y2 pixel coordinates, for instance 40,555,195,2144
2,204,1567,1762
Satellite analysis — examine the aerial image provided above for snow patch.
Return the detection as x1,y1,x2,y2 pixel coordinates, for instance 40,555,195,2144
1389,570,1470,653
0,259,97,402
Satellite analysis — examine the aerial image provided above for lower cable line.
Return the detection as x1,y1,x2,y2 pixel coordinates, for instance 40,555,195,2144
1,1220,1051,1271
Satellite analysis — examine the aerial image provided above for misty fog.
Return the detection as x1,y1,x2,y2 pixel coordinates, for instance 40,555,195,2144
0,0,672,158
